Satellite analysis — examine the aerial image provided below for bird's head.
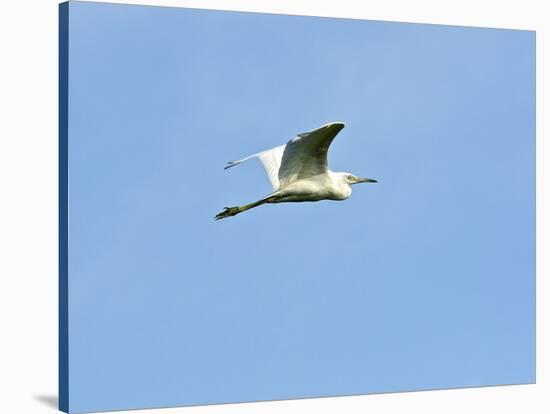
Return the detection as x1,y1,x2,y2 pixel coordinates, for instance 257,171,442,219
341,173,378,186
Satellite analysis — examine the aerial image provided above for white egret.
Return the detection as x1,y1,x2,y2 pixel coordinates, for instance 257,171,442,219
215,122,377,220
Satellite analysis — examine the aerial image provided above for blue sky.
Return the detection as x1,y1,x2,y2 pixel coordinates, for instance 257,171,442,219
66,2,535,412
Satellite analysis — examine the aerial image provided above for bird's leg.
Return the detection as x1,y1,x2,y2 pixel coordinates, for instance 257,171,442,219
215,196,277,220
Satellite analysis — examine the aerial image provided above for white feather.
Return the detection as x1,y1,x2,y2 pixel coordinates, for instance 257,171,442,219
225,145,285,191
224,122,345,191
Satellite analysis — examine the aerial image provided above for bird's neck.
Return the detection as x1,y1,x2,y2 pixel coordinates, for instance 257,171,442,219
330,171,352,199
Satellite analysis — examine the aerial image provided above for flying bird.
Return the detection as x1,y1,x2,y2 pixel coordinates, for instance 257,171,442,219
215,122,377,220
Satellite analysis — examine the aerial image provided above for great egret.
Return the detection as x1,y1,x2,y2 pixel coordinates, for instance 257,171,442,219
215,122,377,220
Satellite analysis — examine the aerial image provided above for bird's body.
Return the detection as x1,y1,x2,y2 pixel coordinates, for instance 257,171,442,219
272,171,352,203
215,122,376,220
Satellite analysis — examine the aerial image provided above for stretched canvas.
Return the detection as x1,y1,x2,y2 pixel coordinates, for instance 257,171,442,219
59,1,536,413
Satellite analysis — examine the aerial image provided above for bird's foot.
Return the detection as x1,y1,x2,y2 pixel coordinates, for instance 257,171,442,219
215,206,241,220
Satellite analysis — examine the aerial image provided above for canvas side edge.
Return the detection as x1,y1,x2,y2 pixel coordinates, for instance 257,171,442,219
59,2,70,413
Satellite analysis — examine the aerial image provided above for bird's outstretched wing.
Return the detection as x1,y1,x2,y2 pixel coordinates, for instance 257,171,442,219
278,122,344,187
224,122,344,190
224,145,286,191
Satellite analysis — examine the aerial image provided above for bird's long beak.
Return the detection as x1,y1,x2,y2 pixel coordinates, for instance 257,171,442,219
354,177,378,184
